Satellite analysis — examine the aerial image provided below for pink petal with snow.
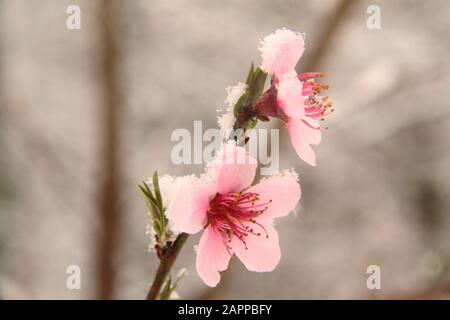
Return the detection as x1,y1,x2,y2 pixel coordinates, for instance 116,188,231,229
196,226,232,287
210,143,257,194
247,175,301,221
232,223,281,272
259,28,305,78
167,183,217,234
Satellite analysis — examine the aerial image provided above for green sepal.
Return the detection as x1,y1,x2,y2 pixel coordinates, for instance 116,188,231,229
232,63,268,131
139,172,169,246
245,62,255,86
152,171,163,209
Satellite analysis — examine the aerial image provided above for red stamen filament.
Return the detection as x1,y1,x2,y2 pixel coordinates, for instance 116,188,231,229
298,72,335,127
207,191,272,253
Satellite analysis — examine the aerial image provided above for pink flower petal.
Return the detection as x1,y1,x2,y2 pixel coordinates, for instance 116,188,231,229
287,119,317,166
209,143,257,194
301,118,322,145
167,183,217,234
259,28,305,78
247,175,301,221
277,73,305,119
232,223,281,272
196,226,232,287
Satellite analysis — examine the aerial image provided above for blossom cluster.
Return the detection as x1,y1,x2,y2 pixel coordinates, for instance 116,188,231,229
143,28,334,290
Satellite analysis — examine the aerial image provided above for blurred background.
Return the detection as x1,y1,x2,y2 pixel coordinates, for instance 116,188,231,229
0,0,450,299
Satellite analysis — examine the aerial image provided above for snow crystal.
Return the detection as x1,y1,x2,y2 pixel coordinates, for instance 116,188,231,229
259,28,305,76
217,82,246,137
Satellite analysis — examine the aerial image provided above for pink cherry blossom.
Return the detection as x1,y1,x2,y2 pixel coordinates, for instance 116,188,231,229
259,28,305,79
259,29,334,166
167,142,301,287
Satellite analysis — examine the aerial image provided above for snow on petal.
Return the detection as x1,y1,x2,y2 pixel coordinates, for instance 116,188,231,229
156,174,197,208
246,169,301,221
217,82,246,137
259,28,305,78
207,142,257,194
196,226,232,287
217,110,235,138
225,82,247,109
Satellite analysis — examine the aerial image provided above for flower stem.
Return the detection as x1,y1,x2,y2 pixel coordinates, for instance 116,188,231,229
146,232,189,300
145,75,268,299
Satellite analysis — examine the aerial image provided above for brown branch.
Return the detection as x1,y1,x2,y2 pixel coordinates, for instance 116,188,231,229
146,233,189,300
97,0,122,300
300,0,355,72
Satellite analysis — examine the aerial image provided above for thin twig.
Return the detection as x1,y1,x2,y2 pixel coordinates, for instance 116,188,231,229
146,233,189,300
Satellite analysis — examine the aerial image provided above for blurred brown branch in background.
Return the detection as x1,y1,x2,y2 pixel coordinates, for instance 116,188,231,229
300,0,354,72
97,0,122,300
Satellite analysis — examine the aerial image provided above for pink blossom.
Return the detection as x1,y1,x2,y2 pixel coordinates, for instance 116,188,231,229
167,143,301,287
259,29,334,166
259,28,305,79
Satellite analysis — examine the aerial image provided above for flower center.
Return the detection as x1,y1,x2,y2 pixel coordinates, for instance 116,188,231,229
299,72,335,128
207,191,272,253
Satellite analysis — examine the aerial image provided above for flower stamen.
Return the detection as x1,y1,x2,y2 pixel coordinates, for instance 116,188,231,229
207,191,271,251
299,72,335,127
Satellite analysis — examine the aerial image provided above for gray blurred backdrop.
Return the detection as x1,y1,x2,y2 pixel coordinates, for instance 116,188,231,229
0,0,450,299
